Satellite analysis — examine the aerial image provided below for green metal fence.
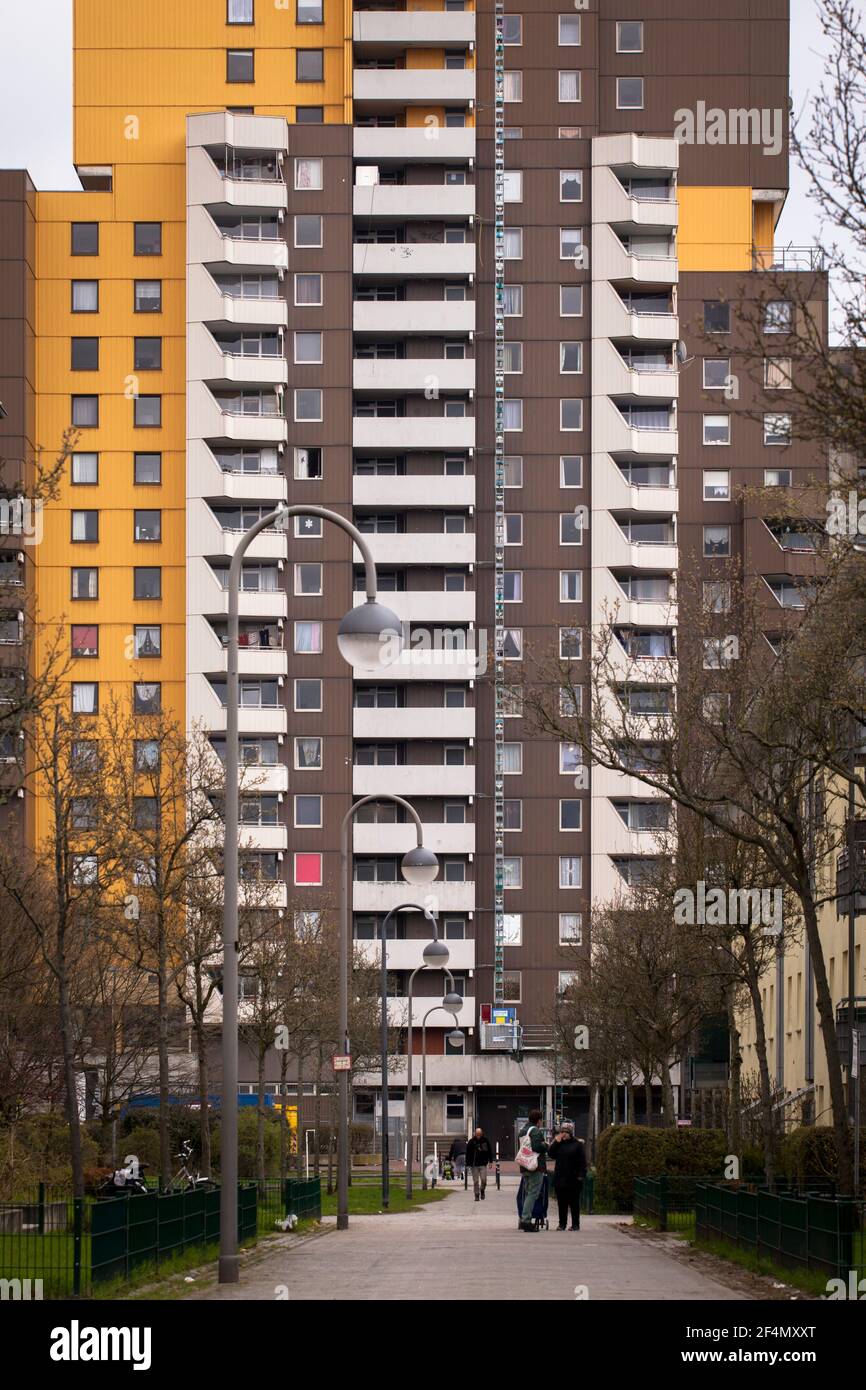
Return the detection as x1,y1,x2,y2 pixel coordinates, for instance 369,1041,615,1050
284,1177,322,1222
633,1175,700,1231
695,1182,862,1282
0,1185,85,1298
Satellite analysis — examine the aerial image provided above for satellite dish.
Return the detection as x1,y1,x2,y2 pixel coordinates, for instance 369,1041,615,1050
676,340,689,364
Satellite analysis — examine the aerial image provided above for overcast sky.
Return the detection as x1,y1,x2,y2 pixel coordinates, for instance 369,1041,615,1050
0,0,839,248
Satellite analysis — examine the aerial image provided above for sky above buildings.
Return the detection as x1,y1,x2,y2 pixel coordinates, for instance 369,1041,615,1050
0,0,847,280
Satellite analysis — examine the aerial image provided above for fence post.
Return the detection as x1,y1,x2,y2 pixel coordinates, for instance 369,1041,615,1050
72,1198,83,1297
658,1174,668,1232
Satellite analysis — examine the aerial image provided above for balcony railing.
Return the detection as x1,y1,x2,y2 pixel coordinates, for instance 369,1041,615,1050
752,245,826,272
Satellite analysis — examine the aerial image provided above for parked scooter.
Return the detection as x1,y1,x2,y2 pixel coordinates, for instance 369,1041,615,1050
98,1154,149,1198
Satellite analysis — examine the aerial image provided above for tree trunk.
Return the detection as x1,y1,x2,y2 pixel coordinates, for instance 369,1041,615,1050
327,1122,335,1196
279,1048,289,1183
643,1071,653,1128
743,929,777,1186
295,1050,305,1177
58,969,85,1198
256,1044,267,1184
802,893,854,1191
157,923,171,1191
196,1026,211,1178
313,1049,322,1178
587,1081,598,1162
726,985,742,1160
659,1057,676,1128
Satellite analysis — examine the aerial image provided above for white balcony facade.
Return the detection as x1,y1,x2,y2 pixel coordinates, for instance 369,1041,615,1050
352,765,475,800
353,71,476,107
353,12,475,47
352,358,475,394
351,822,476,856
353,128,475,164
352,707,475,741
352,473,474,509
353,534,475,567
351,588,475,625
353,184,475,220
353,300,475,336
353,243,476,279
355,939,476,975
353,880,475,914
352,417,475,452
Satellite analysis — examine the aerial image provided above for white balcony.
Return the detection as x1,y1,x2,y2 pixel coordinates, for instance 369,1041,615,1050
592,132,680,176
353,473,474,508
591,567,677,631
188,265,288,329
355,939,476,975
188,382,287,446
352,417,475,452
353,764,475,799
353,12,475,47
593,511,678,573
239,824,288,853
187,111,289,155
385,994,475,1029
353,533,475,567
592,223,678,287
353,300,475,336
351,588,475,624
352,880,475,914
190,325,288,388
189,497,287,562
186,673,288,737
352,243,475,279
188,560,288,620
593,339,679,400
352,707,475,741
353,184,474,220
592,165,678,232
353,70,475,107
352,358,475,394
196,623,288,679
353,128,475,164
592,281,679,344
592,396,678,457
385,652,479,683
238,880,288,911
351,821,476,856
238,763,288,796
187,206,288,273
187,144,287,214
187,441,287,505
590,456,678,514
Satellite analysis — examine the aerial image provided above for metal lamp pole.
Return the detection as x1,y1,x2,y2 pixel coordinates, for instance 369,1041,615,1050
338,796,438,1230
220,503,402,1285
420,1009,464,1191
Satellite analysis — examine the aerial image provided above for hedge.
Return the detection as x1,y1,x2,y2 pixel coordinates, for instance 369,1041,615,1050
779,1125,866,1188
595,1125,728,1211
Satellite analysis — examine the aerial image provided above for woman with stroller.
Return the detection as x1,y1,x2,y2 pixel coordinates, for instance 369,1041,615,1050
517,1108,548,1231
547,1120,586,1231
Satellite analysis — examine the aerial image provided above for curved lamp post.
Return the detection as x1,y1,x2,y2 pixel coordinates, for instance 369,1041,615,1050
405,946,459,1199
220,504,401,1285
338,794,439,1231
419,1007,464,1191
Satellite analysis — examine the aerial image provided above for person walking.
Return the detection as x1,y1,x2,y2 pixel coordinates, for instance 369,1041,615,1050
448,1134,468,1181
516,1108,548,1232
548,1121,587,1231
466,1127,494,1200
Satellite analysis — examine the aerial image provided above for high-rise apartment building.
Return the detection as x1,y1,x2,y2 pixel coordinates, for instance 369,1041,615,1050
2,1,831,1154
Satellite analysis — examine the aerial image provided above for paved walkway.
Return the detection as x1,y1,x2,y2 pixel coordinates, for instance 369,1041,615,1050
197,1180,747,1302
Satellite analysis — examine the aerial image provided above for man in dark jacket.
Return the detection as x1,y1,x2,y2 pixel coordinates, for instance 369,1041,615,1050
547,1121,587,1230
466,1127,494,1200
448,1134,468,1180
517,1108,548,1231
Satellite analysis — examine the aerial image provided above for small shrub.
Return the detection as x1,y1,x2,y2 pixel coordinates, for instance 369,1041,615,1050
779,1125,866,1188
596,1124,730,1211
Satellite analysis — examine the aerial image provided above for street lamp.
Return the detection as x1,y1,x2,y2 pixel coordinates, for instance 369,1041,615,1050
406,959,459,1199
419,1003,464,1191
219,503,401,1286
338,794,439,1231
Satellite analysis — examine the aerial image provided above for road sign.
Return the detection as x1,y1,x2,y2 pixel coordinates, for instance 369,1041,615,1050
332,1054,351,1072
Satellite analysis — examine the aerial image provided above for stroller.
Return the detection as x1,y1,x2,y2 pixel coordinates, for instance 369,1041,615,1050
516,1172,550,1231
441,1156,455,1181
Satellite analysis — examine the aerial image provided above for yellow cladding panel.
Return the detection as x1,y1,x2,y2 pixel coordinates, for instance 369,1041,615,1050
753,201,775,247
74,0,348,48
677,186,754,272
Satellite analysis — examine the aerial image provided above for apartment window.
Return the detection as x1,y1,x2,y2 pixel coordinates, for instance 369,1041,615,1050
72,854,98,886
295,514,322,538
764,412,792,445
295,273,322,305
295,853,322,887
134,453,162,484
295,388,322,421
559,627,582,659
560,570,582,602
559,71,581,102
294,214,322,247
703,414,731,445
503,171,523,202
294,562,322,596
559,912,582,944
134,626,161,658
560,343,582,374
502,13,522,42
72,395,98,428
560,799,582,831
71,511,98,543
704,301,731,334
227,49,254,82
134,682,161,714
703,358,730,390
503,799,522,831
72,281,98,313
134,395,162,427
560,170,582,202
560,513,583,545
560,399,583,430
134,567,161,600
616,77,644,109
560,285,583,316
503,342,523,374
559,15,581,44
295,736,322,769
295,795,322,828
71,223,98,256
504,455,523,487
134,796,159,830
295,157,323,190
134,510,161,542
503,399,523,431
502,742,523,774
764,357,792,390
559,127,582,139
503,285,523,316
703,470,730,501
294,331,322,364
71,625,98,658
294,620,323,654
71,567,98,600
503,628,523,659
228,0,254,19
295,446,322,479
703,580,731,613
71,337,98,371
559,855,582,888
134,223,162,256
765,467,792,488
503,571,522,602
72,682,98,715
503,856,522,889
297,0,323,20
134,280,162,313
560,228,583,260
503,228,523,259
763,300,793,334
297,49,323,81
560,455,583,486
616,20,644,52
295,678,322,711
134,337,162,371
503,71,523,102
502,971,521,1003
504,514,522,545
71,452,98,486
704,525,731,557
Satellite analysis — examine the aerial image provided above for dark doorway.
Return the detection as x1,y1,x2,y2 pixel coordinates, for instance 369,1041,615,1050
475,1090,543,1159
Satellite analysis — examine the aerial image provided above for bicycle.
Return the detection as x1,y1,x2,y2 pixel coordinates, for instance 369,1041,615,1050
167,1139,218,1194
